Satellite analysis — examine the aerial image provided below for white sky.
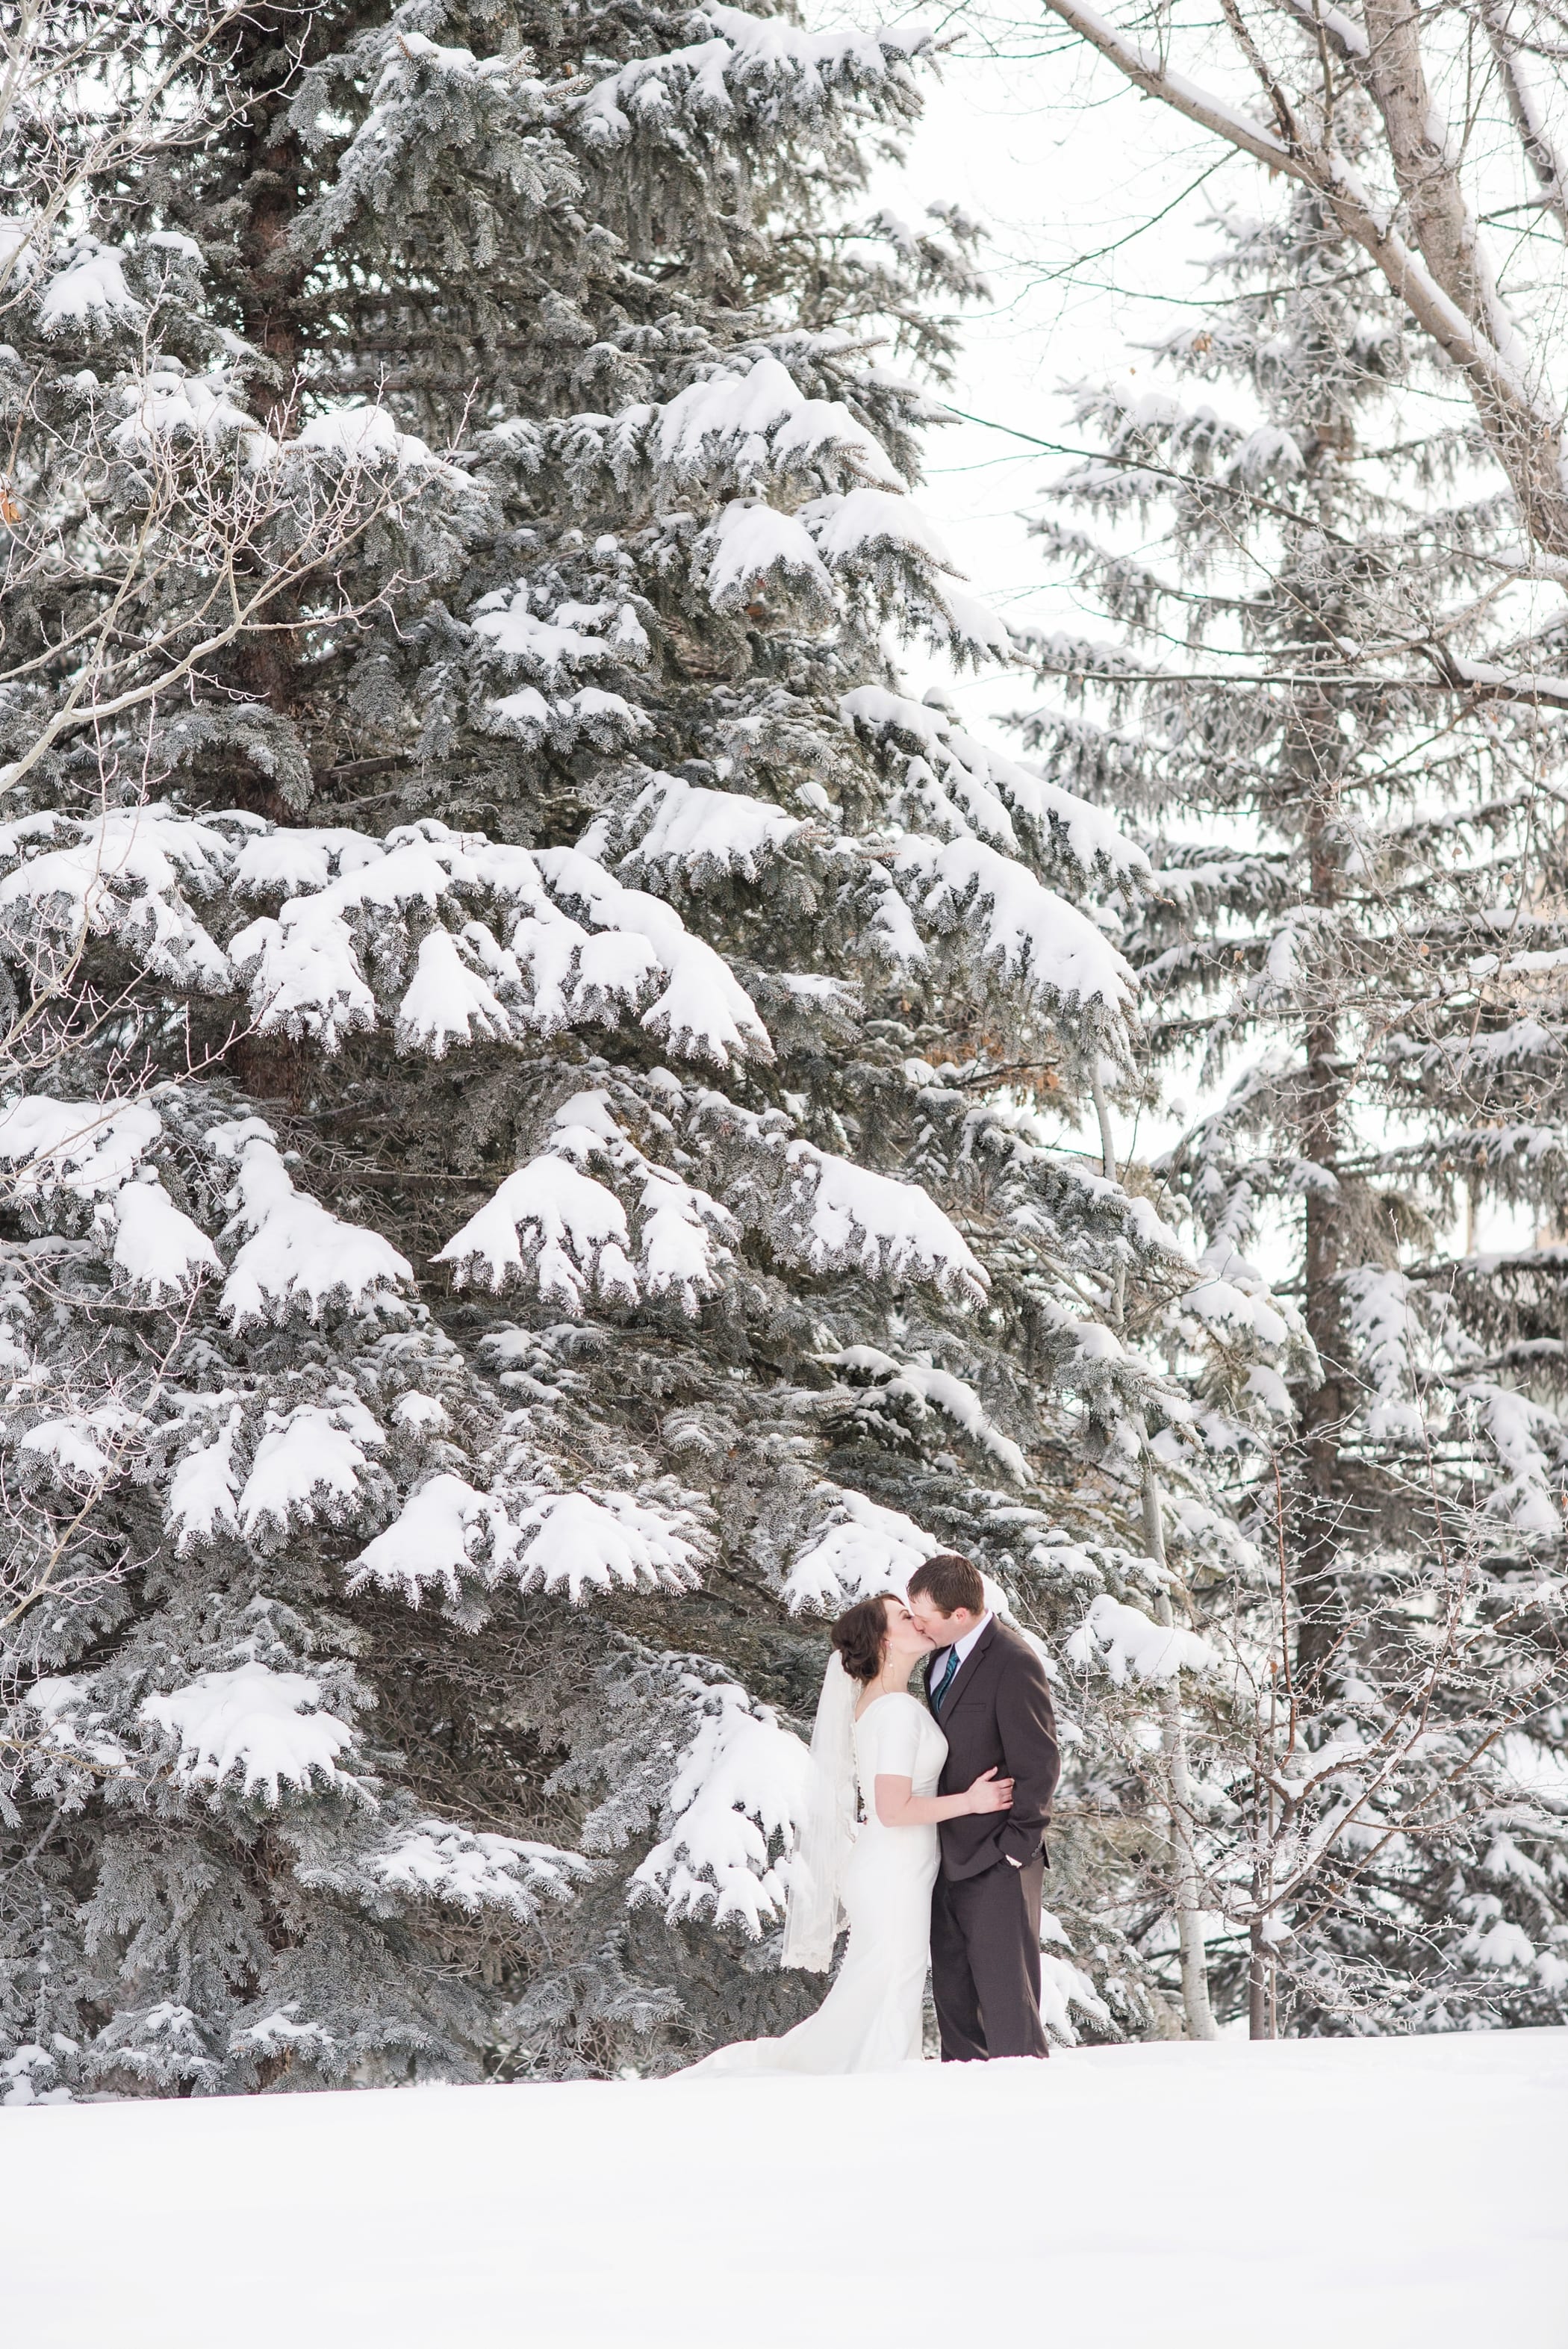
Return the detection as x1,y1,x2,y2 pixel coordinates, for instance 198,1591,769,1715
871,25,1254,724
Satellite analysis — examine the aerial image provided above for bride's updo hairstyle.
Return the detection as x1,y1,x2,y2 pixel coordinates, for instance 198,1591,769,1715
831,1593,900,1684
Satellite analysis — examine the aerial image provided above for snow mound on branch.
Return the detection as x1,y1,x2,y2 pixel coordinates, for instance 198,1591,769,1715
363,1822,590,1921
936,580,1015,662
228,2009,333,2059
0,805,231,989
287,403,468,485
396,928,512,1057
352,1475,702,1605
228,833,465,1051
18,1406,137,1487
112,1178,222,1299
507,1489,703,1602
0,1095,161,1201
785,1488,941,1611
784,1484,1024,1625
777,1141,988,1302
537,845,772,1065
349,1472,513,1602
237,1400,385,1539
894,835,1133,1016
1465,1381,1567,1536
841,685,1145,874
24,1676,128,1768
111,370,273,461
0,806,770,1072
697,498,834,612
211,1121,412,1327
1342,1266,1427,1443
37,240,142,332
647,352,901,495
140,1662,360,1803
632,1679,809,1935
166,1411,243,1552
435,1089,736,1317
435,1154,638,1307
616,770,803,886
806,484,953,568
472,591,649,681
1065,1593,1216,1684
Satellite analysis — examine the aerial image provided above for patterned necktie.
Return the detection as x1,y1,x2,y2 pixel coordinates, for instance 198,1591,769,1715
930,1646,960,1717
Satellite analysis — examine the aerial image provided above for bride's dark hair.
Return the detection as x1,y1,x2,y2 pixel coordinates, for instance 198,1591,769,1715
831,1592,900,1684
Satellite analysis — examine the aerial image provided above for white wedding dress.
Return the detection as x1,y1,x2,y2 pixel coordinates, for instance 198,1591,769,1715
687,1693,948,2075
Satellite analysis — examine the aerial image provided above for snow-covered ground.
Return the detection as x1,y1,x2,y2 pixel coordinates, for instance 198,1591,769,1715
4,2032,1563,2347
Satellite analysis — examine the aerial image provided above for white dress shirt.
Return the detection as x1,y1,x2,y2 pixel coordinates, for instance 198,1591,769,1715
930,1610,991,1700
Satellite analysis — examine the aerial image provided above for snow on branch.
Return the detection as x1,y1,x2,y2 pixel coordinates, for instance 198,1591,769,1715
613,770,804,890
503,1490,705,1602
140,1661,364,1805
1464,1380,1568,1537
784,1483,1025,1620
843,685,1148,877
775,1139,989,1303
0,805,231,992
166,1410,243,1554
211,1120,413,1328
0,1095,162,1201
37,240,143,335
237,1398,387,1542
531,847,774,1065
579,8,931,152
697,497,836,615
435,1155,638,1308
435,1086,736,1319
472,588,650,682
784,1487,942,1611
359,1820,591,1923
112,1178,223,1301
348,1473,514,1603
351,1473,705,1607
892,834,1135,1021
630,1677,809,1937
1065,1593,1216,1684
647,352,902,497
827,1344,1029,1481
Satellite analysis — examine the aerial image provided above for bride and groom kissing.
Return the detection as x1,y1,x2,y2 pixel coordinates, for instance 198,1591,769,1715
691,1552,1062,2075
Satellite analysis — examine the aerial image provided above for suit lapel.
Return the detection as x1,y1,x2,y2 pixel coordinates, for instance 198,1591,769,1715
935,1617,997,1724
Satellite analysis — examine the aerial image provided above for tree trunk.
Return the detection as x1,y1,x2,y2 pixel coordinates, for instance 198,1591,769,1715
1092,1063,1217,2040
1291,715,1347,1693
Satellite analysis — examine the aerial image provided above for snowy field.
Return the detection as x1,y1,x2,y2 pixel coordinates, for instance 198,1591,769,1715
4,2032,1564,2348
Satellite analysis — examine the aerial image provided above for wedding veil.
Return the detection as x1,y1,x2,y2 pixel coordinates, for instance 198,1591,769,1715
781,1649,859,1972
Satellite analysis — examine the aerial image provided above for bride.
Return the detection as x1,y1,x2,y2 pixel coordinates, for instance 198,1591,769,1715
685,1591,1012,2073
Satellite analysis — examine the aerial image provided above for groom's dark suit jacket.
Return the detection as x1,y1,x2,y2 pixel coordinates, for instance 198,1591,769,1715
925,1620,1061,1880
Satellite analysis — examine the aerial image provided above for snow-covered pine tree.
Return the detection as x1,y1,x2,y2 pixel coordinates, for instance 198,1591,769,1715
1021,184,1568,2032
0,0,1268,2097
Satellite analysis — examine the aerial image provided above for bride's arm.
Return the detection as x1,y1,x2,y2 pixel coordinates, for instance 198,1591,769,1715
874,1770,1012,1827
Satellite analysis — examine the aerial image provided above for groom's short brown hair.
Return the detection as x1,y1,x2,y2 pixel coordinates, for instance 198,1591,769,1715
907,1553,985,1617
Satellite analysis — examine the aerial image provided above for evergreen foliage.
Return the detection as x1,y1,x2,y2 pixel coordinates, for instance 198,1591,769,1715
1023,185,1568,2031
0,0,1272,2092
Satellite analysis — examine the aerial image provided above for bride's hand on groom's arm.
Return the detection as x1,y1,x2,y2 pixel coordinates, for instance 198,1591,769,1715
965,1766,1015,1816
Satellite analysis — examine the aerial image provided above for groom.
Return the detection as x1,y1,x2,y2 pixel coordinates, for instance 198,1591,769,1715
906,1555,1061,2062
